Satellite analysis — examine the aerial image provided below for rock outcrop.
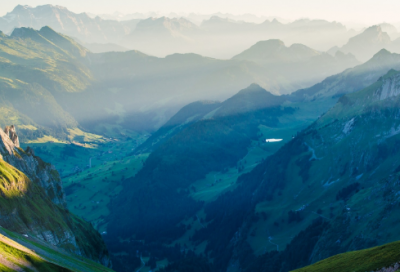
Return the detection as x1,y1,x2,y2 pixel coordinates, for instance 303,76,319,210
375,71,400,100
4,125,19,147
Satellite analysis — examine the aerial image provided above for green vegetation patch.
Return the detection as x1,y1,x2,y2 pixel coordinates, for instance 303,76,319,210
293,241,400,272
0,239,73,272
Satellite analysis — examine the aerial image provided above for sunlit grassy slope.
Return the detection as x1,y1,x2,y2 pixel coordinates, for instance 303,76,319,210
0,154,112,271
0,158,70,237
293,241,400,272
0,226,114,272
0,26,92,135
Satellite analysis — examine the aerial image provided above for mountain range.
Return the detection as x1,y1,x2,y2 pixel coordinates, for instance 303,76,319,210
92,11,287,25
2,5,400,272
0,5,140,45
0,25,360,142
4,5,400,62
3,42,399,270
0,5,358,58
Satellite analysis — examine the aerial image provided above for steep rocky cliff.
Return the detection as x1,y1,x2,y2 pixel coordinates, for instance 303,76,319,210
0,125,65,206
0,125,111,267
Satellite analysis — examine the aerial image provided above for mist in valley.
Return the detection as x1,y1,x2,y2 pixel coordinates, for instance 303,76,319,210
1,1,400,272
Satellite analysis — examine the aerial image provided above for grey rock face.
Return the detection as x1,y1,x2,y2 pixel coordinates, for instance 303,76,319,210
4,125,19,147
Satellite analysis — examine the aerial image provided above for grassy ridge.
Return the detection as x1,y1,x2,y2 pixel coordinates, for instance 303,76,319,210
293,241,400,272
0,227,113,272
0,239,72,272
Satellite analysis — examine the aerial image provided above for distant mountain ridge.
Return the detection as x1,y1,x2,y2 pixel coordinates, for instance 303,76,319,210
232,39,320,63
232,39,359,92
331,25,400,62
0,4,139,44
0,4,357,58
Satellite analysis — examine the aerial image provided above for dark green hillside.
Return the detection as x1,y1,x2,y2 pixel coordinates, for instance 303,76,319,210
135,84,284,155
106,85,296,271
105,67,400,272
105,55,400,270
190,70,400,272
134,100,221,153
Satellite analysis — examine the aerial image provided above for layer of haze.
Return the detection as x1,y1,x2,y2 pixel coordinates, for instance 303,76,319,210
2,0,400,25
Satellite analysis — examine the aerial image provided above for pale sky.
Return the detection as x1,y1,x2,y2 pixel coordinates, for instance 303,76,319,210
2,0,400,25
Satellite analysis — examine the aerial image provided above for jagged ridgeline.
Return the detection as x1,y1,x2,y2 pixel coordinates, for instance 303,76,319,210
0,24,363,140
0,125,112,271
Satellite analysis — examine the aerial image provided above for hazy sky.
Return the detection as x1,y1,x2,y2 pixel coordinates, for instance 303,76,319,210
2,0,400,25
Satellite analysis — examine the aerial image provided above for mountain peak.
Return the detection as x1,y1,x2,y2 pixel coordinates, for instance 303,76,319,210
373,48,392,57
237,83,268,94
366,48,395,64
232,39,320,63
339,24,392,62
352,25,391,42
11,27,41,39
232,39,285,61
216,84,284,116
38,26,89,57
257,39,285,46
365,24,383,32
245,39,286,51
11,4,68,12
12,4,31,12
206,16,237,23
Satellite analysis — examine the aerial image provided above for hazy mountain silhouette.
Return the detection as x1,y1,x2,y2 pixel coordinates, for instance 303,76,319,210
0,5,139,44
0,5,357,58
